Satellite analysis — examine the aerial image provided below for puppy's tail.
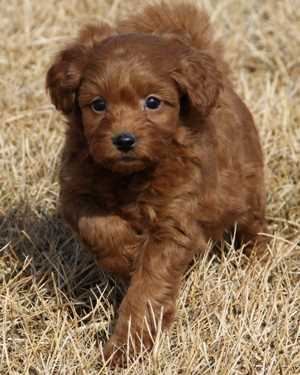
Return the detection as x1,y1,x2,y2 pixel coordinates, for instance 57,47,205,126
118,0,224,61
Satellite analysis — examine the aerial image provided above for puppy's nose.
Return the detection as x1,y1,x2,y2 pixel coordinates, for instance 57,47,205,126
112,133,136,152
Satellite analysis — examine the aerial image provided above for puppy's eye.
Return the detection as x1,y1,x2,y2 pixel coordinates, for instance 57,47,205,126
145,96,161,110
90,98,106,113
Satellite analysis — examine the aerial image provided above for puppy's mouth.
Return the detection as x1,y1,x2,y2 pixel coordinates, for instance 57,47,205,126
118,155,138,162
88,141,157,173
102,154,152,174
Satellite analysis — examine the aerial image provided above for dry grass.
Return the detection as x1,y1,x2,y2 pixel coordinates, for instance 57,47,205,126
1,0,299,373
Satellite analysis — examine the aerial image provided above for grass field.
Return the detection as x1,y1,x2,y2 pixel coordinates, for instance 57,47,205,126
1,0,299,373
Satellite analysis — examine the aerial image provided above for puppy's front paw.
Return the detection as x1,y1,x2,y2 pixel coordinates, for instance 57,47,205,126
103,338,127,368
103,330,153,367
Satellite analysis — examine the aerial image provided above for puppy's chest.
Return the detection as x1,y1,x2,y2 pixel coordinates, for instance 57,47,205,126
98,182,163,236
116,193,160,237
94,166,198,236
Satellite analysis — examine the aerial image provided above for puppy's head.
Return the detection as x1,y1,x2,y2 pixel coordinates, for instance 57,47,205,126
46,26,222,173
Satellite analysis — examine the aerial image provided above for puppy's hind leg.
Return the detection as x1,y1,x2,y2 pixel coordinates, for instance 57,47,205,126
236,212,269,259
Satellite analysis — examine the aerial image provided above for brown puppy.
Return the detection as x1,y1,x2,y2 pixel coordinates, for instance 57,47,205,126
46,0,267,364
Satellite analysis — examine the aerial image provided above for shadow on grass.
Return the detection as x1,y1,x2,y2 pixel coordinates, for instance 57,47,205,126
0,203,246,295
0,203,261,344
0,203,125,321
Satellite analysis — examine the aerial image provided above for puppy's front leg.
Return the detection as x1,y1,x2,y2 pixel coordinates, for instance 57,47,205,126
79,214,140,278
61,197,140,279
104,230,207,364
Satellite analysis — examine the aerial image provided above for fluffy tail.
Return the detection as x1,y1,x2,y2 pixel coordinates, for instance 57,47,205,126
117,0,225,63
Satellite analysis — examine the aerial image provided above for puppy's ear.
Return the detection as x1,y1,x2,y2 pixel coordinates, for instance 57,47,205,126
46,44,88,114
46,23,113,115
171,49,222,117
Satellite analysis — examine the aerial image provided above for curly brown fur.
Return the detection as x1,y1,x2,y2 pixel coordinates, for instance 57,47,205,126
46,0,268,365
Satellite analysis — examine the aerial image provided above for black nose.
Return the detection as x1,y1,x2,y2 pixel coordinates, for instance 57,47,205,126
112,133,136,152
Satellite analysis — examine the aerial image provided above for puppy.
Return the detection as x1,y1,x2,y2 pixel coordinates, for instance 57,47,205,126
46,0,267,364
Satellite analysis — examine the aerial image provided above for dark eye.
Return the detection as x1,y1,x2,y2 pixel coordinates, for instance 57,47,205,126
145,96,161,110
90,98,106,112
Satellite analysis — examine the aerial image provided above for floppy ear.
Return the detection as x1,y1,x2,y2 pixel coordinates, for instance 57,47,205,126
46,23,114,115
46,44,88,114
171,49,223,117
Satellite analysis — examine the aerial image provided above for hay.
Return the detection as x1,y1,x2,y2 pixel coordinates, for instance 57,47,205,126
1,0,299,373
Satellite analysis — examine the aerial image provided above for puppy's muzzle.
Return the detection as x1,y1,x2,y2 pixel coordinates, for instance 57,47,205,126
112,133,136,152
